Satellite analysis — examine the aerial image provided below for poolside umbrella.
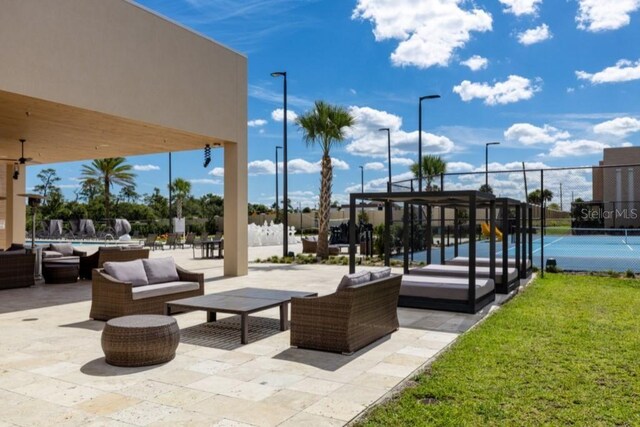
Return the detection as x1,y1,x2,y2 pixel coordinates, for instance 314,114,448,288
50,219,63,238
85,220,96,238
79,219,87,236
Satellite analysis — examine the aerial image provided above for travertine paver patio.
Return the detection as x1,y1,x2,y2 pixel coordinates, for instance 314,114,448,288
0,245,516,426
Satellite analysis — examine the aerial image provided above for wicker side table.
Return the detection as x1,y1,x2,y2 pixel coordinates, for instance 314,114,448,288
101,315,179,367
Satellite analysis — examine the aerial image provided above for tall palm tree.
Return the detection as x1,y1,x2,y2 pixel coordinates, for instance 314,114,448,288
296,100,355,259
80,157,136,220
170,178,192,219
410,155,447,191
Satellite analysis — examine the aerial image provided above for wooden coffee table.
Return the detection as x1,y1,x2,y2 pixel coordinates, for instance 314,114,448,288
165,288,317,344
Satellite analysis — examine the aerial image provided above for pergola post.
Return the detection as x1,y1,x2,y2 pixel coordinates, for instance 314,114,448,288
501,199,508,286
384,199,392,266
489,199,496,285
528,204,533,272
468,193,477,313
403,202,409,274
440,206,446,265
515,203,522,278
426,205,432,265
349,194,357,274
454,208,459,257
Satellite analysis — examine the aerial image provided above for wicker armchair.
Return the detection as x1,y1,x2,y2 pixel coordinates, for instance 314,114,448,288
290,273,402,354
90,265,204,321
0,252,36,290
79,247,150,280
301,237,340,256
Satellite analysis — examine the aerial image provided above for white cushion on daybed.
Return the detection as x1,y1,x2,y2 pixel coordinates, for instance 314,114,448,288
448,256,532,269
131,281,199,300
400,275,494,301
410,264,518,285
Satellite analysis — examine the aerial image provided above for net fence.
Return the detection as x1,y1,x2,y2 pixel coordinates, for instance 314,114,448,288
386,163,640,273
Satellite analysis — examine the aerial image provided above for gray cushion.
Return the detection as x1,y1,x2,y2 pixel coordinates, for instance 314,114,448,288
337,270,371,291
400,275,495,301
50,243,74,256
99,246,121,252
0,249,26,256
131,281,199,300
103,259,149,287
42,251,63,259
142,257,180,285
370,267,392,280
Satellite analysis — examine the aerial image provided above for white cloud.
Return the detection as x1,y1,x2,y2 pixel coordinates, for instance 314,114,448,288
189,178,222,185
460,55,488,71
248,160,276,176
593,117,640,137
453,75,541,105
133,164,160,171
504,123,570,145
499,0,542,15
547,139,610,157
576,59,640,84
517,24,552,45
576,0,640,32
352,0,492,69
345,106,455,157
208,167,225,177
391,157,415,166
248,119,267,127
345,172,415,193
248,158,349,176
364,162,385,171
447,161,475,172
271,108,298,123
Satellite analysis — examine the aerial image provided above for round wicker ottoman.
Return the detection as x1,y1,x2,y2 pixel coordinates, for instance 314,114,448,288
101,315,179,367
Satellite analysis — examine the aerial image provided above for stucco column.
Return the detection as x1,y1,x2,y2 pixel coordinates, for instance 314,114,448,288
224,141,248,276
5,164,26,247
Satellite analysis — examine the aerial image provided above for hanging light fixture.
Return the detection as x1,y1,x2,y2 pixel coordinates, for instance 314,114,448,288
203,144,211,168
12,163,19,180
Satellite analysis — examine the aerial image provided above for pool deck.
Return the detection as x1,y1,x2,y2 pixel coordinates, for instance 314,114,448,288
0,244,525,426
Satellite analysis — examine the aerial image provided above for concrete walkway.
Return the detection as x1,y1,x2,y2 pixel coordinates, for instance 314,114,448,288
0,244,517,426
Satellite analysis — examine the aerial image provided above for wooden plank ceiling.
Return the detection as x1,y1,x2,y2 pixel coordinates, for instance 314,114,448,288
0,90,225,165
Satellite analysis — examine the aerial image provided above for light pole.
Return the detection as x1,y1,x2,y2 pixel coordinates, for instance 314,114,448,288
485,141,500,190
271,71,288,257
418,94,441,192
275,145,282,221
379,128,391,189
359,165,364,217
168,152,172,233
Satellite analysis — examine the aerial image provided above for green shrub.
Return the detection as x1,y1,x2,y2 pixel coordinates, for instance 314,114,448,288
625,269,635,278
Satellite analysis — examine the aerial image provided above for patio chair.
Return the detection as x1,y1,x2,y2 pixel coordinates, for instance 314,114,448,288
165,233,178,250
182,232,196,248
192,232,208,258
290,269,402,354
142,234,164,251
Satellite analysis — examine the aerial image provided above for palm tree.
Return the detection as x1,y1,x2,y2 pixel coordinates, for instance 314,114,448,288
170,178,192,219
296,100,355,259
410,155,447,190
80,157,136,220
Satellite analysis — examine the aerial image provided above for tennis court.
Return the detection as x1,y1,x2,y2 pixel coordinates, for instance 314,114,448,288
399,230,640,272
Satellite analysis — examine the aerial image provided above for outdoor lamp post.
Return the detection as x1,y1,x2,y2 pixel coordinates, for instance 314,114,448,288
271,71,288,257
418,94,441,192
275,145,282,221
485,141,500,189
378,128,391,189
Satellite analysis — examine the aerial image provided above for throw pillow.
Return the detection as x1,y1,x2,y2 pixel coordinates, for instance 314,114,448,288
7,243,25,251
50,243,74,256
370,267,392,280
337,270,371,291
103,259,149,287
142,257,180,285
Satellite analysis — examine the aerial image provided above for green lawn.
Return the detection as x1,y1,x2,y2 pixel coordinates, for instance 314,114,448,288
359,274,640,426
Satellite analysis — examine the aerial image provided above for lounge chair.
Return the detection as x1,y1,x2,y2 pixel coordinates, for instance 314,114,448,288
142,234,163,251
182,232,196,249
165,233,178,250
301,237,340,256
192,232,208,258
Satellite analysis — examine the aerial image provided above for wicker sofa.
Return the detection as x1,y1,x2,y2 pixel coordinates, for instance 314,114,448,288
0,250,35,290
79,246,149,280
90,257,204,321
39,243,87,259
290,270,402,354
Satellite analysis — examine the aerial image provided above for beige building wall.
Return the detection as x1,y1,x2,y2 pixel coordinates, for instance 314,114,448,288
593,148,640,227
0,0,248,274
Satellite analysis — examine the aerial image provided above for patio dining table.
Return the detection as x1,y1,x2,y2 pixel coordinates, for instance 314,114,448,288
199,239,223,259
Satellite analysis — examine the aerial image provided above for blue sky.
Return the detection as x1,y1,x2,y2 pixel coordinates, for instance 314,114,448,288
27,0,640,207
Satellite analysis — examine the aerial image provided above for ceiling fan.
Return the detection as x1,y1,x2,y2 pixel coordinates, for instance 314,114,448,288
0,139,39,165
